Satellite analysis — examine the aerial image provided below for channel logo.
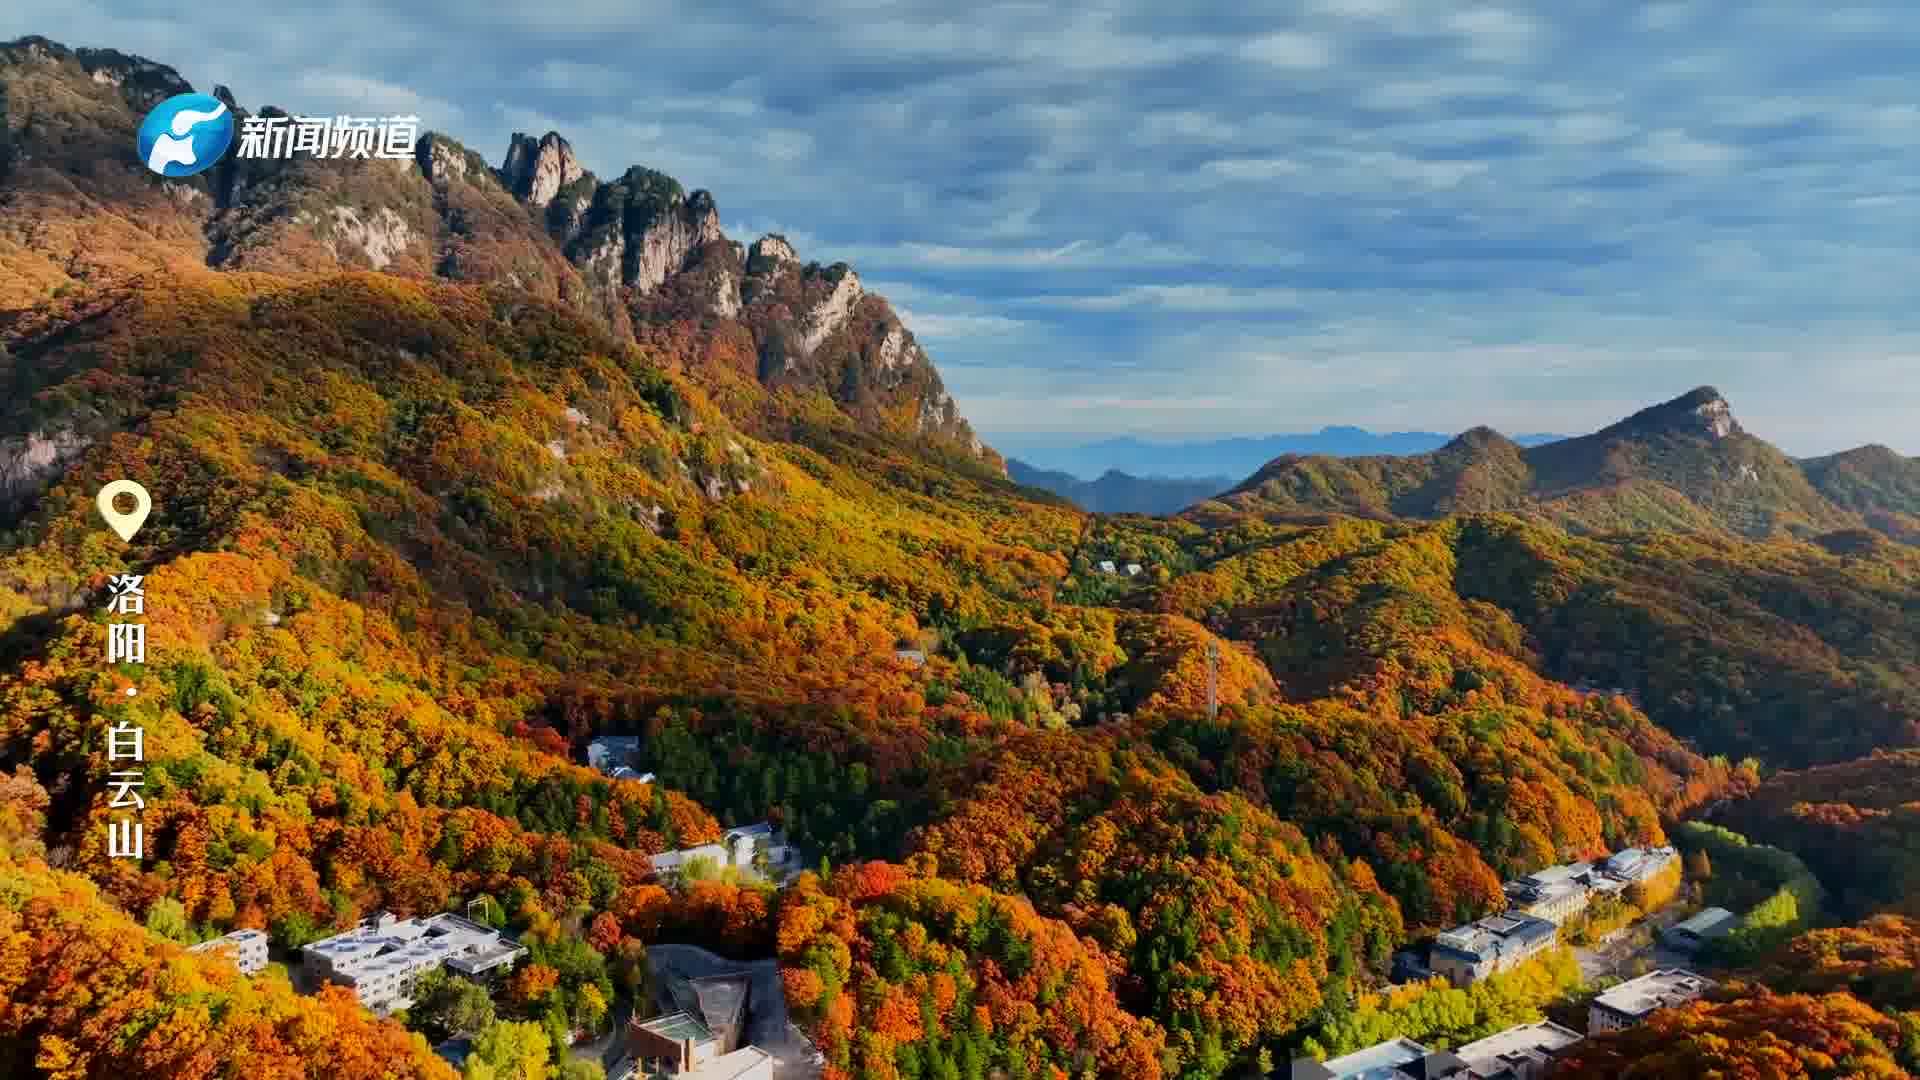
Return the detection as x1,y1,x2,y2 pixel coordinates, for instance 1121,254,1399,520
136,92,235,178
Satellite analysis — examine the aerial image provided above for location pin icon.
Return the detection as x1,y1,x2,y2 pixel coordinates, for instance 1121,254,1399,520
96,480,152,542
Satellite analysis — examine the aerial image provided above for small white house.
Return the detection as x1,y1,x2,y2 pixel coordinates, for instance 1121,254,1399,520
189,928,270,975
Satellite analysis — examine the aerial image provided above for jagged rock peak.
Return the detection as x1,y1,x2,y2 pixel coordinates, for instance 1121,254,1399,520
5,34,193,111
500,131,585,208
747,234,800,275
416,133,492,189
1610,385,1740,440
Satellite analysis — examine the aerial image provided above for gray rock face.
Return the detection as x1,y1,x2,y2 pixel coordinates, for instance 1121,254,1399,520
418,135,475,188
500,131,585,209
746,234,800,276
797,265,862,355
560,168,722,296
630,188,721,294
0,429,90,507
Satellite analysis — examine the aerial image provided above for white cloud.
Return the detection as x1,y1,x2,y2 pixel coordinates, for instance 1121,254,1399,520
895,309,1033,339
1238,31,1336,69
1140,110,1240,142
1199,157,1302,181
1025,284,1310,313
1540,111,1636,145
1445,7,1545,62
1632,128,1740,172
293,71,464,123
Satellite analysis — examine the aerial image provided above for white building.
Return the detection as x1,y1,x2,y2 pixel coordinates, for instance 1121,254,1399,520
1503,862,1597,925
587,735,643,777
188,928,270,975
1430,911,1558,988
1598,846,1677,886
1454,1020,1584,1079
1097,560,1117,574
1291,1037,1470,1079
651,824,799,886
301,912,526,1016
1589,969,1716,1033
1124,563,1143,576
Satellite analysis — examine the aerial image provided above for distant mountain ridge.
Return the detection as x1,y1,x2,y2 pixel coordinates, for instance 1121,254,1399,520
1011,426,1564,483
1196,386,1920,543
1005,459,1229,515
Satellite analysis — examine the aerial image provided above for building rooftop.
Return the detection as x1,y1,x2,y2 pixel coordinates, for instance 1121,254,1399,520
1601,846,1675,878
689,974,751,1034
1319,1037,1430,1079
189,928,268,951
1455,1020,1584,1072
1671,907,1738,937
636,1010,715,1046
1434,911,1556,958
685,1046,773,1080
1594,968,1716,1020
303,912,520,974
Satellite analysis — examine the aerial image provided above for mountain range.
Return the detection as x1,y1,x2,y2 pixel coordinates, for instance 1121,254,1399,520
1198,386,1920,544
1004,459,1231,515
3,33,1920,1080
1008,427,1566,484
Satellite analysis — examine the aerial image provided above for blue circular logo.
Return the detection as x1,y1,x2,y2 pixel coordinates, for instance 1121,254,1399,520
136,92,235,178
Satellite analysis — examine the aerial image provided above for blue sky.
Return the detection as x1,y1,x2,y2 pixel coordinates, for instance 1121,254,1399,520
11,2,1920,455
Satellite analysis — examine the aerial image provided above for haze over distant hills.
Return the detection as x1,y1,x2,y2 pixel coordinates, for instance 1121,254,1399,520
1008,426,1565,487
1196,386,1920,544
1004,459,1230,515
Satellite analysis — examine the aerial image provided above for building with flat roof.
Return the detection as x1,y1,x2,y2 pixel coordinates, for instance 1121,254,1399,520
1589,968,1716,1033
627,1010,773,1078
629,1011,720,1074
1503,864,1595,925
1429,911,1558,987
650,823,799,886
1599,846,1677,885
1453,1020,1584,1079
685,1046,774,1080
301,912,526,1016
1288,1038,1471,1080
188,928,270,975
587,735,643,777
1661,906,1739,954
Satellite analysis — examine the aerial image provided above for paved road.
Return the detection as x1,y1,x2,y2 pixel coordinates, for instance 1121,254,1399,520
1574,903,1691,982
569,1000,631,1073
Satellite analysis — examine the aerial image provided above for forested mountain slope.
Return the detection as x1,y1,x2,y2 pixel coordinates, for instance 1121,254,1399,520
0,32,1917,1080
1200,386,1911,544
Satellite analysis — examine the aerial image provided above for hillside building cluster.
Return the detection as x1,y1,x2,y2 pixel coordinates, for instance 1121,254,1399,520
1500,846,1679,929
650,823,801,887
300,912,527,1016
1288,968,1715,1079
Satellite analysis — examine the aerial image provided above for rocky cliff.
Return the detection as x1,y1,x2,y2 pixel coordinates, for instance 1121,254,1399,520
0,36,996,465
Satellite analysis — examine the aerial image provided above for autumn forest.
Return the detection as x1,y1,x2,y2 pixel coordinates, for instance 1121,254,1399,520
3,34,1920,1080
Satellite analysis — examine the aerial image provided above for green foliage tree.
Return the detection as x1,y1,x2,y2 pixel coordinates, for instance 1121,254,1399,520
143,897,195,944
464,1020,552,1080
410,969,497,1042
